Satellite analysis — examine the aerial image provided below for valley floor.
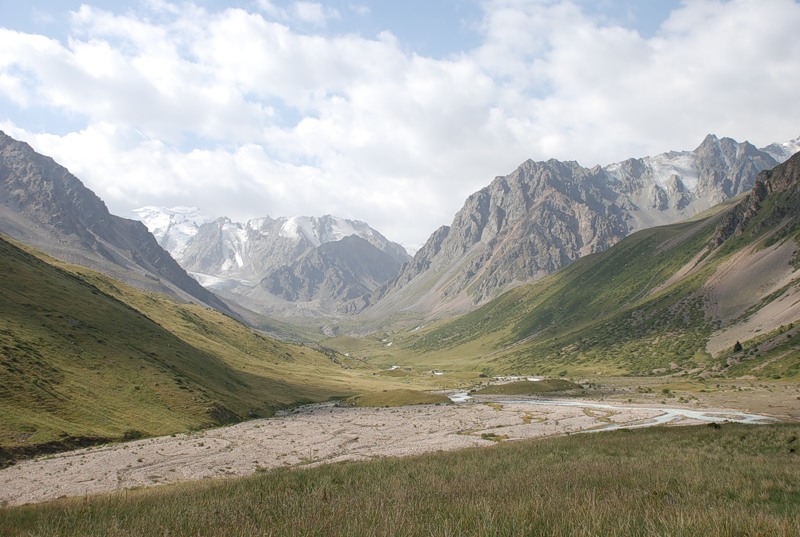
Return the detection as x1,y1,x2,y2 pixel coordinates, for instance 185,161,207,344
0,394,779,507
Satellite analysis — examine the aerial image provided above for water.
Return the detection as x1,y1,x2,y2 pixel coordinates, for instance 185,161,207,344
447,392,472,403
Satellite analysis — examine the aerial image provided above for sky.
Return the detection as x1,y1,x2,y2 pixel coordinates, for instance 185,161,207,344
1,1,799,252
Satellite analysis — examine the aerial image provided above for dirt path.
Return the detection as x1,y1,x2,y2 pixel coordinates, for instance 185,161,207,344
0,399,773,507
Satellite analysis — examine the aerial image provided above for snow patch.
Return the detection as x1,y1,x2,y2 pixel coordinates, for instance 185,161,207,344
131,206,214,260
763,137,800,162
188,271,254,290
647,153,699,191
278,215,378,247
279,216,318,245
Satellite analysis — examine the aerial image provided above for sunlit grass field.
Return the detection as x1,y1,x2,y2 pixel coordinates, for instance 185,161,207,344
2,422,798,536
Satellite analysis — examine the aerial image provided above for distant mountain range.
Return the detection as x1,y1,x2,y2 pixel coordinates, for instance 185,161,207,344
3,128,798,327
357,134,799,319
131,208,410,316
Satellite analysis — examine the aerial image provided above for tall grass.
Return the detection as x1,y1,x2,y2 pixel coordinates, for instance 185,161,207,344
2,423,798,536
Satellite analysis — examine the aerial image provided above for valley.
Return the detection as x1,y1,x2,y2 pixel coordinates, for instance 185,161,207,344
0,378,786,507
2,131,799,535
3,0,800,532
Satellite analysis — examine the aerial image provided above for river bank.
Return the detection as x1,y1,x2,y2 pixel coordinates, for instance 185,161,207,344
0,397,776,507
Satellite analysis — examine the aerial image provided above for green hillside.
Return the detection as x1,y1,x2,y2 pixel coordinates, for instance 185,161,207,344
380,214,716,372
386,157,800,379
0,235,394,464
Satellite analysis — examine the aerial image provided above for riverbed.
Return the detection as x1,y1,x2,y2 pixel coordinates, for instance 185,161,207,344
0,397,776,507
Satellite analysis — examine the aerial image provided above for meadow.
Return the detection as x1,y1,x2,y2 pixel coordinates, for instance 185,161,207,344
1,422,797,536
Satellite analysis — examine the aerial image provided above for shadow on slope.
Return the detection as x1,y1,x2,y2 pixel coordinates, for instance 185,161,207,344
0,235,361,466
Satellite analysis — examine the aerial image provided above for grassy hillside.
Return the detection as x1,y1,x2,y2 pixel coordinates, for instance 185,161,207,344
381,214,724,374
0,235,403,464
380,175,800,379
3,423,798,536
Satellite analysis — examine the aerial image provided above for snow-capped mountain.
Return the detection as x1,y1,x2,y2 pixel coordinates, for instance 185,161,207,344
359,134,797,317
130,206,214,261
761,136,800,163
131,209,410,315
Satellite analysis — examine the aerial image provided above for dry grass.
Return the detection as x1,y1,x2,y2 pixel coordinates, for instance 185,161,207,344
2,423,798,536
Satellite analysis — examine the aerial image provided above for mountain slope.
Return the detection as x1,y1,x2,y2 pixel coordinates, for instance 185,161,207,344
363,135,785,318
263,235,404,304
0,131,232,316
0,234,383,465
395,152,800,379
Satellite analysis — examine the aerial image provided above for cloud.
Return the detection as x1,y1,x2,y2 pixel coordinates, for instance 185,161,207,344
292,2,340,27
1,0,799,250
257,1,340,27
471,0,800,161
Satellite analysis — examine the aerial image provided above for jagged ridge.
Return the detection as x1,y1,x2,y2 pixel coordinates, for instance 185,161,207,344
363,134,789,318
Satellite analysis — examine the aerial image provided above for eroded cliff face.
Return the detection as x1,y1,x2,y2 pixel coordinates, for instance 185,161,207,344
363,135,786,316
712,151,800,248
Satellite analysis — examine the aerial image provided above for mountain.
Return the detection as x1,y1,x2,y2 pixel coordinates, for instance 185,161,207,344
396,152,800,379
0,233,375,465
0,131,233,316
130,206,215,261
761,136,800,162
262,235,404,304
361,135,790,318
132,208,411,316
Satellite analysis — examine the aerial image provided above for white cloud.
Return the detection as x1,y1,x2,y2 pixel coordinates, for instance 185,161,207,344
292,2,340,27
256,0,287,19
256,1,340,27
1,0,799,250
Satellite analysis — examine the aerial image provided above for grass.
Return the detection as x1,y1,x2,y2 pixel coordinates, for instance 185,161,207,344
472,378,581,395
0,235,407,463
391,215,726,376
340,389,451,407
717,323,800,380
473,379,582,395
2,423,798,536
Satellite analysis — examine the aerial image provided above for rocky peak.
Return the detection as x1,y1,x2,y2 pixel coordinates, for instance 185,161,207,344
712,151,800,247
261,235,404,305
761,136,800,162
131,205,411,315
0,131,113,243
362,134,788,317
